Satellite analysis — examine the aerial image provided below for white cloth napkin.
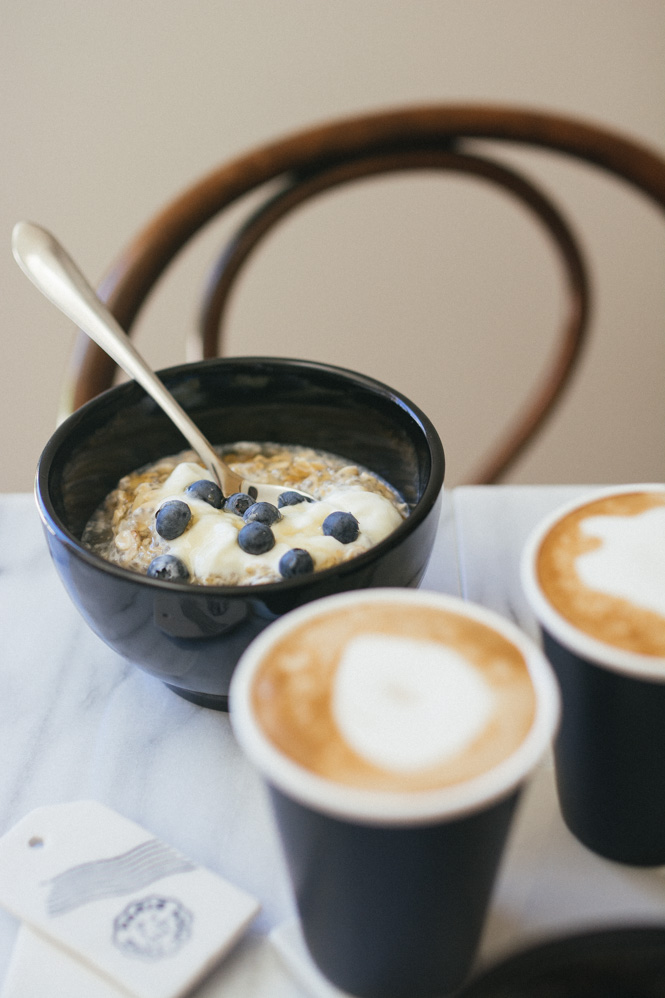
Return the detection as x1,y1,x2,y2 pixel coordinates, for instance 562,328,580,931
270,920,354,998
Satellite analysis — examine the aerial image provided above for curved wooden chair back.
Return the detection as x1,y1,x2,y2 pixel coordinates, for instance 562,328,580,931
63,105,665,484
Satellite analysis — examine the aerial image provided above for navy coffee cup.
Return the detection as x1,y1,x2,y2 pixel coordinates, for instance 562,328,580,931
521,485,665,866
230,589,559,997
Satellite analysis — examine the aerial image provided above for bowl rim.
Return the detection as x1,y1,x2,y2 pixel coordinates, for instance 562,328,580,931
35,355,445,596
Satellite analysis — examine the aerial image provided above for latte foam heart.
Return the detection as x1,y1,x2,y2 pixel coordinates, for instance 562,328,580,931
332,635,494,773
577,507,665,618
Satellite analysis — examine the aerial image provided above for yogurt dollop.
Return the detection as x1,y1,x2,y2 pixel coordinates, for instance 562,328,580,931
157,462,404,584
83,443,408,586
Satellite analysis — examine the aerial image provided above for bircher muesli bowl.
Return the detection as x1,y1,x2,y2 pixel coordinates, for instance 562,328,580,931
35,357,444,709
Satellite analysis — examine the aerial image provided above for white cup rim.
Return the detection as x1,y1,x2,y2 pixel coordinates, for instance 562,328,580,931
520,483,665,682
229,588,560,826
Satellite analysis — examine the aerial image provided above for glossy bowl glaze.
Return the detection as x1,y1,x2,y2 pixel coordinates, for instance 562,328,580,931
36,357,444,709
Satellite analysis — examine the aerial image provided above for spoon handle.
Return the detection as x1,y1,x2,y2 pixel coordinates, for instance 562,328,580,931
12,221,241,495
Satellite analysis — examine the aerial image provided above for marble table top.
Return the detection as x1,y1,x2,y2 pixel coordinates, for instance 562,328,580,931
1,486,663,996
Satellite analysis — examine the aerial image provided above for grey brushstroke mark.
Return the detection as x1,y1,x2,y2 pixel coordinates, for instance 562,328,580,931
113,895,193,960
44,839,196,916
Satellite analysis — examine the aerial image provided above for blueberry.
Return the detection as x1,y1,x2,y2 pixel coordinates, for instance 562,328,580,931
279,548,314,578
225,493,255,517
243,501,282,526
278,490,314,508
155,500,191,539
237,521,275,554
147,554,190,582
185,479,224,508
322,510,359,544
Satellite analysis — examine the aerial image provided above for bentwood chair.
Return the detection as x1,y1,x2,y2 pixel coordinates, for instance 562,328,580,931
62,104,665,484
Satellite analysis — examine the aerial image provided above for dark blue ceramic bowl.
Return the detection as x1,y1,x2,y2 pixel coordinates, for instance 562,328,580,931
35,357,444,709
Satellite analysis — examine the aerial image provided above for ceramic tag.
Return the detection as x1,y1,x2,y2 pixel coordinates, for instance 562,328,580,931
0,801,259,998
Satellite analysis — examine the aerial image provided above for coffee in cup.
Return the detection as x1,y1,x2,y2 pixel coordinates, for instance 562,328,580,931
251,597,537,795
521,484,665,864
231,589,559,996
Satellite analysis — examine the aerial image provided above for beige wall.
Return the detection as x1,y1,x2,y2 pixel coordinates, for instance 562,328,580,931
3,0,664,493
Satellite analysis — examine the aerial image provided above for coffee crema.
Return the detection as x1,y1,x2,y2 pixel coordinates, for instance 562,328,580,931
536,490,665,657
250,601,536,792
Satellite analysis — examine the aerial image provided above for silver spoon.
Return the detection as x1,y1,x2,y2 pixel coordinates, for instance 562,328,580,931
12,221,311,506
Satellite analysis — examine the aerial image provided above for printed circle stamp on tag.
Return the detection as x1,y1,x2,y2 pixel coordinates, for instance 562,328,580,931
113,895,193,960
